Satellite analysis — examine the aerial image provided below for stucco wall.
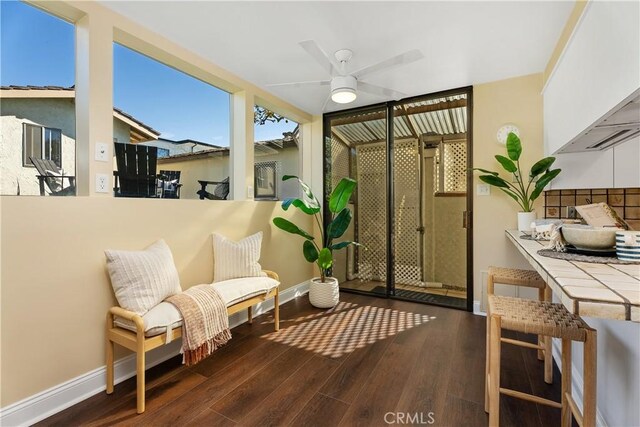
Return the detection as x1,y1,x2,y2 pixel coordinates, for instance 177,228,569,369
157,145,300,200
0,98,131,196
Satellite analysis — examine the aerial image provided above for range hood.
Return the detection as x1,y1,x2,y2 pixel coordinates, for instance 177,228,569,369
559,89,640,153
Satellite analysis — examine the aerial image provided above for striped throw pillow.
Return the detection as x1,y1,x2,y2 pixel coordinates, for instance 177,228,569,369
213,232,263,282
105,240,182,316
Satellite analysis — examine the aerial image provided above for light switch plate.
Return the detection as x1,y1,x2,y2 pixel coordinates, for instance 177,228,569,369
95,143,109,162
477,183,491,196
95,173,109,193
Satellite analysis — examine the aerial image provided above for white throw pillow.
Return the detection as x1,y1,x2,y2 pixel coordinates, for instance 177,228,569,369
105,239,182,316
212,232,263,282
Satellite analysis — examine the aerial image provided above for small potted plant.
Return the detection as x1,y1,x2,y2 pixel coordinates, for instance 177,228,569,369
273,175,357,308
475,132,561,232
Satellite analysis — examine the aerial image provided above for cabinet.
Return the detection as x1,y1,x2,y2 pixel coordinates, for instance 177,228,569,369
550,136,640,190
544,1,640,155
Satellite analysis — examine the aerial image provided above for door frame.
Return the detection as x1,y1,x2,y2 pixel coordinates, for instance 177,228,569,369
322,86,474,311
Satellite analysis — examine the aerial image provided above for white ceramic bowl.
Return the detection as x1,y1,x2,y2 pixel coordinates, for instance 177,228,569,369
562,224,619,250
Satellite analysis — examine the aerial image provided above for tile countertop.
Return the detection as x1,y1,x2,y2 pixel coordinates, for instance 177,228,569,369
506,230,640,322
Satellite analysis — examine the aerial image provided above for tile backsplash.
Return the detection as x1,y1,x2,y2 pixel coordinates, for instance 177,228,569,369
544,188,640,230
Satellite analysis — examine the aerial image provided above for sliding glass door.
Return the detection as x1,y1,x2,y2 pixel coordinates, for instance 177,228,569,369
325,106,389,297
324,87,473,310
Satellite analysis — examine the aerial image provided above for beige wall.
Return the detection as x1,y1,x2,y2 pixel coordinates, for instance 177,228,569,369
0,196,312,406
472,73,545,303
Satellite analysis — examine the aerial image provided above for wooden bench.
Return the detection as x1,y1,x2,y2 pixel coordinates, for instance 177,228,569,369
106,270,280,414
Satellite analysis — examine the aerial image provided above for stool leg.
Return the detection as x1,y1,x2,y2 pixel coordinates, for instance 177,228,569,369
561,339,572,427
488,315,501,427
583,330,597,427
543,286,553,383
537,288,545,361
543,335,553,384
485,312,491,413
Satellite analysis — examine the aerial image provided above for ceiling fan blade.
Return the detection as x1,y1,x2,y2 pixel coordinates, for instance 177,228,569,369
299,40,341,76
266,80,330,88
353,49,424,79
358,81,407,100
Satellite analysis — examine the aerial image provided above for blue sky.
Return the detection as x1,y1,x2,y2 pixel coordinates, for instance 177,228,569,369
0,1,296,145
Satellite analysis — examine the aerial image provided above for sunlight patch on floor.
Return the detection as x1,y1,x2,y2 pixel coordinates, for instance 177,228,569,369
261,302,435,358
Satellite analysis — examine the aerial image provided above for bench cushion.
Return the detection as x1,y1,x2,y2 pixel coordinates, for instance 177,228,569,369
114,276,279,337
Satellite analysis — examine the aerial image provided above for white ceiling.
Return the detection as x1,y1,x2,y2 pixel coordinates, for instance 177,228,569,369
101,1,574,115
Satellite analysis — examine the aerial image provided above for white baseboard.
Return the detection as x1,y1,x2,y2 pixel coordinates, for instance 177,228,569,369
473,300,485,316
550,339,608,427
0,280,310,427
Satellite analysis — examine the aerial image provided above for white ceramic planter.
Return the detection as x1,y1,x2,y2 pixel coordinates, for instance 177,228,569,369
309,277,340,308
518,211,536,233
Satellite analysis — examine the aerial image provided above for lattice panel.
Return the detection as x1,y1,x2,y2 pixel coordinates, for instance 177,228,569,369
331,137,350,190
443,141,467,192
393,140,422,286
355,143,387,282
433,145,441,193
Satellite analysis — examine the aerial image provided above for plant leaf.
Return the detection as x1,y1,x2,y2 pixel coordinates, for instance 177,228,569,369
329,178,356,213
500,187,525,210
282,175,320,208
506,132,522,161
330,241,359,250
473,168,499,176
495,155,517,173
479,174,509,188
530,157,556,178
327,208,352,239
272,217,314,240
303,240,319,262
530,169,561,201
317,248,333,270
281,198,320,215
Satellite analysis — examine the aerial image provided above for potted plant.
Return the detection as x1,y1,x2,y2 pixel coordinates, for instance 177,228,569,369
475,132,561,232
272,175,357,308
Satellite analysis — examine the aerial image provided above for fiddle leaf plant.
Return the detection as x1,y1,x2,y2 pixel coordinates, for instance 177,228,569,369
273,175,358,283
474,132,561,212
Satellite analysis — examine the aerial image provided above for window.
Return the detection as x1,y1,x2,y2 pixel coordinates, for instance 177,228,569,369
254,161,279,199
23,124,62,167
253,106,299,201
1,1,75,196
113,43,231,199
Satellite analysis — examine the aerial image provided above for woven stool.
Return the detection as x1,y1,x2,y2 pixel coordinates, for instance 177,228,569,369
486,295,597,427
487,266,553,384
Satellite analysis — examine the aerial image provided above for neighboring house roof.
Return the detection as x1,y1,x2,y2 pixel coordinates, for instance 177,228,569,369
158,125,300,163
151,137,222,149
0,85,160,142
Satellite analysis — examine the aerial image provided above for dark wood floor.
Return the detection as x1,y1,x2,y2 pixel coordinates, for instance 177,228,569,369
38,293,564,427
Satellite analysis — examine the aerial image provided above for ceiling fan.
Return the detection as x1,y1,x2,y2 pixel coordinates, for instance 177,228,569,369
267,40,424,110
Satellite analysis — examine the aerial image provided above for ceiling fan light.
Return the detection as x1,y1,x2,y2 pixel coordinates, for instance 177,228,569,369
331,88,357,104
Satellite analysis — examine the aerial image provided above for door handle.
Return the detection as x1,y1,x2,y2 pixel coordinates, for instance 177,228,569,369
463,211,471,229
